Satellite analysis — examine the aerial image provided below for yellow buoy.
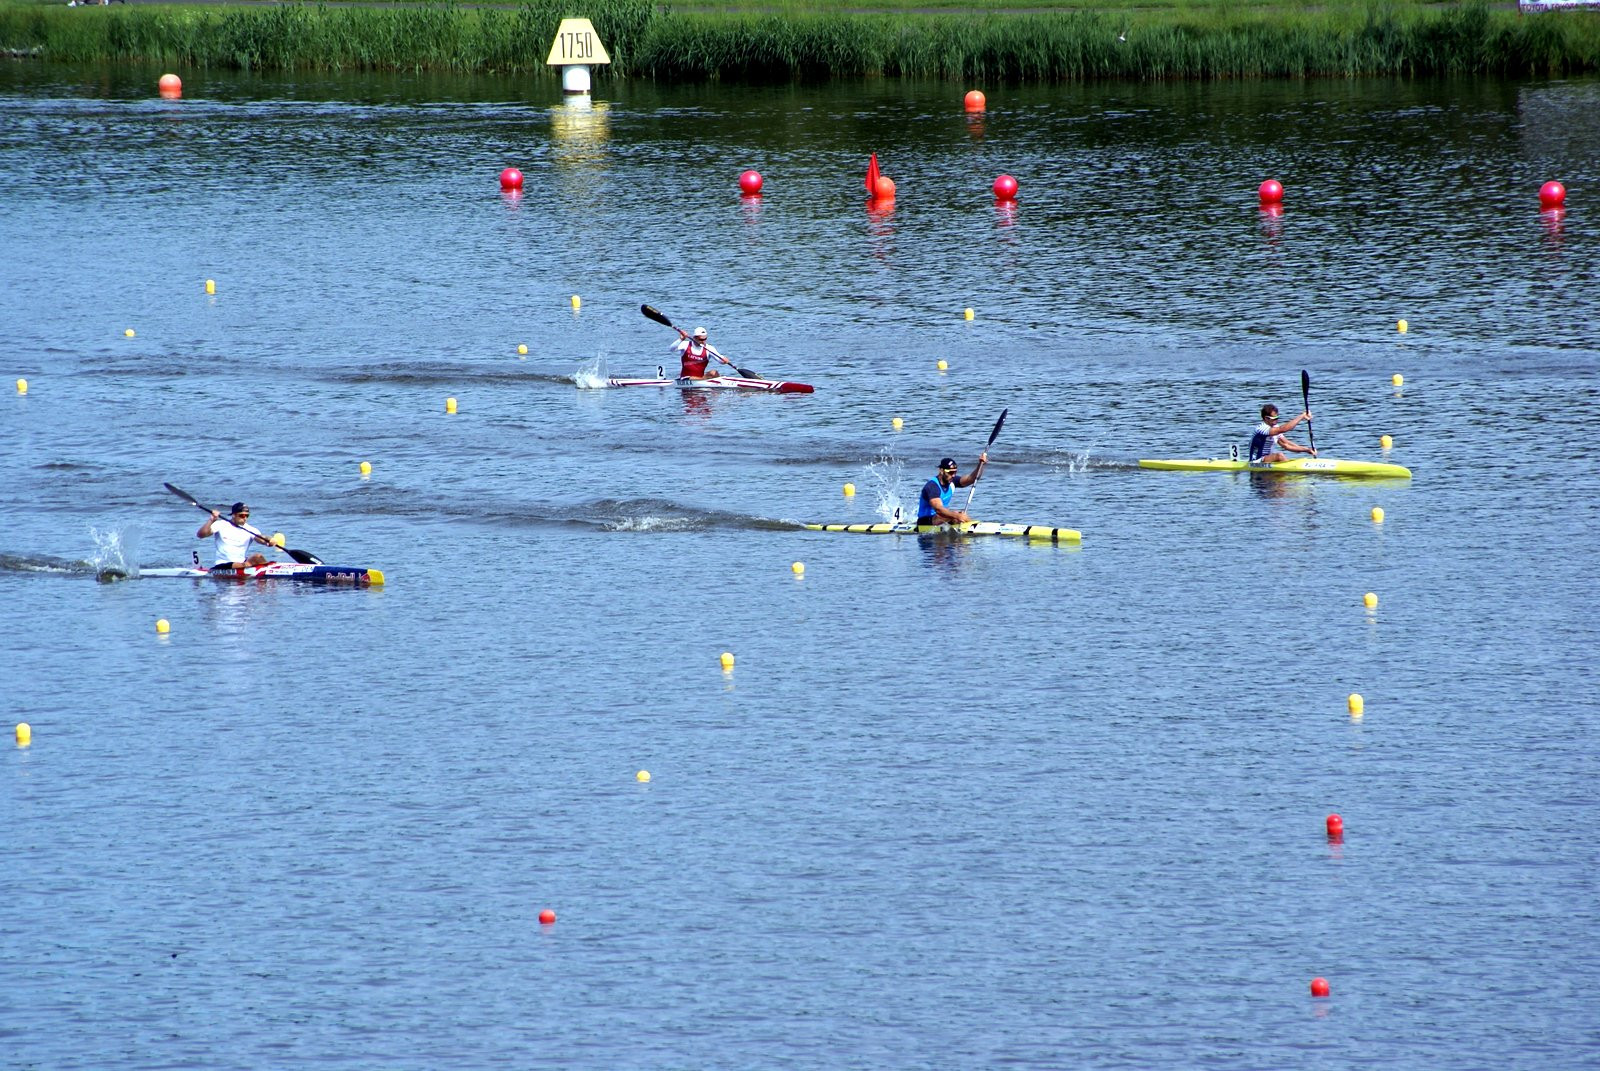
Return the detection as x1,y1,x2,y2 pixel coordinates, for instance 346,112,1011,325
16,378,26,395
1371,506,1385,524
719,651,735,670
963,308,975,321
570,295,581,310
156,618,170,634
360,460,372,476
124,328,136,337
1363,592,1378,609
445,397,458,414
1380,434,1393,450
1392,373,1403,387
205,279,216,295
271,533,286,548
937,359,948,371
842,482,856,496
1397,319,1408,334
517,343,528,355
891,417,903,430
1347,693,1365,715
636,770,651,783
15,722,31,747
791,561,805,575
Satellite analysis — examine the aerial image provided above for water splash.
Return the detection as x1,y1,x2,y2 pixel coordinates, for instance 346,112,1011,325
573,356,608,390
863,455,907,523
88,525,137,580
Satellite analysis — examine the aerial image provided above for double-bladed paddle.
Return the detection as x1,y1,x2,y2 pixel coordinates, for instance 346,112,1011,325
1301,369,1316,454
964,408,1009,510
164,483,322,565
640,304,764,380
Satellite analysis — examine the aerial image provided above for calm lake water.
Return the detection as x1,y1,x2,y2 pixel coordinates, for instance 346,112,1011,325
2,63,1598,1069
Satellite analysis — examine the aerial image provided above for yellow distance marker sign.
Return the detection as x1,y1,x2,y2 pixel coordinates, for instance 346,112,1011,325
546,19,611,66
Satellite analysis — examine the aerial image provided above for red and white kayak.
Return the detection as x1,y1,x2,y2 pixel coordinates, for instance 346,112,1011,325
134,563,385,584
607,371,814,395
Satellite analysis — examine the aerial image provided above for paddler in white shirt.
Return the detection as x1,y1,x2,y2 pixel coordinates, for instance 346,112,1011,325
671,325,724,380
197,501,276,570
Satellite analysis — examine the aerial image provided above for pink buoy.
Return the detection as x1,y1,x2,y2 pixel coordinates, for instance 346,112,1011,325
739,169,764,195
1258,179,1284,205
158,73,182,93
499,167,524,191
874,176,896,201
992,174,1018,201
964,90,986,113
1539,180,1566,207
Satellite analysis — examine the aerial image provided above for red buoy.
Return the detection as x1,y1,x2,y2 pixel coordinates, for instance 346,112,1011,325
1540,181,1566,207
992,174,1019,201
1259,179,1284,205
739,169,764,195
964,90,986,113
1310,977,1330,998
499,167,524,191
874,176,896,201
538,908,556,925
1326,813,1344,838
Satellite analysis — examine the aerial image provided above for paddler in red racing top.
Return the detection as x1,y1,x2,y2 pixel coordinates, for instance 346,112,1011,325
671,325,724,380
197,501,276,570
916,454,988,527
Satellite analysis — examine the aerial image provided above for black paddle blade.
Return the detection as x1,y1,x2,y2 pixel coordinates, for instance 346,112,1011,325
987,408,1009,447
1300,370,1315,452
641,304,673,329
734,365,763,379
283,547,322,565
165,482,208,512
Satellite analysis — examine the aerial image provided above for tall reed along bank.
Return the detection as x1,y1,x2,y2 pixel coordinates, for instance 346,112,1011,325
2,0,1598,80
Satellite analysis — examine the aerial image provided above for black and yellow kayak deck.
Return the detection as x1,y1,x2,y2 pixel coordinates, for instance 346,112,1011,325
804,521,1081,543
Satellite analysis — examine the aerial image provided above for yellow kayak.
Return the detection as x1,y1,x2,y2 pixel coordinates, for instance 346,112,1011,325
1139,457,1411,478
804,521,1081,543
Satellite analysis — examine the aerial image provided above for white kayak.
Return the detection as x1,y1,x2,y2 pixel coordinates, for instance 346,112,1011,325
606,367,814,394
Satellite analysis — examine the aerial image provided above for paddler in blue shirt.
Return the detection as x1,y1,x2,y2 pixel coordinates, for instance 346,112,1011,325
916,454,987,527
1249,404,1316,463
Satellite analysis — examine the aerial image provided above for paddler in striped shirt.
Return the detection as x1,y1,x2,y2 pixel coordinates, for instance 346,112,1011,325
916,454,988,527
671,325,723,380
1249,404,1316,464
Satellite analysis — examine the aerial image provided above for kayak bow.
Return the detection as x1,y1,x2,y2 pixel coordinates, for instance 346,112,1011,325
805,521,1081,543
1139,457,1411,478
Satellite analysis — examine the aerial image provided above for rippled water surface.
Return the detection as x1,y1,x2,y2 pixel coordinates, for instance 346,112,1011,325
2,65,1598,1069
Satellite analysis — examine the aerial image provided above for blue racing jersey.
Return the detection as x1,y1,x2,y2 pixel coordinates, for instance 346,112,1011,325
917,477,953,521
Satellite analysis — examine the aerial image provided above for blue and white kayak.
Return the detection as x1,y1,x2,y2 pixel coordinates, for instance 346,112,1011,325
134,563,385,584
805,521,1081,543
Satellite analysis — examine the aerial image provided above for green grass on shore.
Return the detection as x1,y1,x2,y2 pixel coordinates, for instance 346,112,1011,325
2,0,1596,79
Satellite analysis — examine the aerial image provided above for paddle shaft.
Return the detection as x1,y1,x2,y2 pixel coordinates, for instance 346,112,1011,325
964,408,1009,510
640,304,763,380
164,483,320,565
1301,370,1316,453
